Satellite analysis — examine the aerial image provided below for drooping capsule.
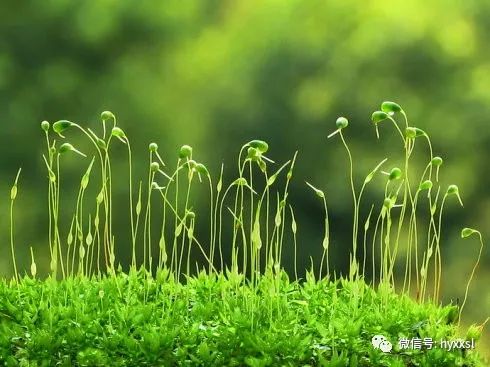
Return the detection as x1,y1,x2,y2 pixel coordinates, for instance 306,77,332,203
461,227,478,238
371,111,388,123
447,184,463,206
447,184,459,195
196,163,209,176
59,143,86,157
431,156,443,166
381,101,402,114
53,120,73,136
101,111,115,121
249,140,269,153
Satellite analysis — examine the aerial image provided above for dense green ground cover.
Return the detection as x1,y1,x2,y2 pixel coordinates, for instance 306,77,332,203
0,269,485,366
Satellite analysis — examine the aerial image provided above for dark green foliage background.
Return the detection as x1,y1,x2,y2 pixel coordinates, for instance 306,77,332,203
0,0,488,356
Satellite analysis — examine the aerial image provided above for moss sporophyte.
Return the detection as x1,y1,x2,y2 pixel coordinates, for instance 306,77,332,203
0,102,487,366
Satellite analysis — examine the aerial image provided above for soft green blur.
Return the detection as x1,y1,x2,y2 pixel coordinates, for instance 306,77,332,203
0,0,489,356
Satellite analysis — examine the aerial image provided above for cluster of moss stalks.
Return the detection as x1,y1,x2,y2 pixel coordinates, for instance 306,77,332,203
0,101,487,366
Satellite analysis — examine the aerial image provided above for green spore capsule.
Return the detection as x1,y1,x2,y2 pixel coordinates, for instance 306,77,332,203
431,156,443,166
405,127,425,139
389,167,402,181
447,184,459,195
149,143,158,152
111,127,126,139
234,177,248,186
405,127,417,139
96,138,106,149
247,147,259,160
196,163,209,176
53,120,73,136
336,117,349,129
383,197,392,208
249,140,269,153
447,184,463,206
179,145,193,159
59,143,86,157
461,227,478,238
150,162,160,172
419,180,433,191
371,111,388,123
41,121,50,132
381,101,402,114
101,111,115,121
258,159,266,172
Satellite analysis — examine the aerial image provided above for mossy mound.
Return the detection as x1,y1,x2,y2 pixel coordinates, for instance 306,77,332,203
0,269,485,366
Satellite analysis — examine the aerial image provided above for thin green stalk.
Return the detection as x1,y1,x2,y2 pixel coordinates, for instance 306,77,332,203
339,131,358,277
9,168,21,283
459,229,484,324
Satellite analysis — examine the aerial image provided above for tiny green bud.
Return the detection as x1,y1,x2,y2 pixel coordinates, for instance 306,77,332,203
150,162,160,172
10,168,21,201
101,111,115,121
389,167,402,181
149,142,158,152
381,101,402,114
383,198,392,208
431,156,443,166
53,120,73,136
10,185,18,201
86,231,93,246
419,180,433,191
96,189,104,205
41,120,50,132
371,111,388,123
258,159,266,172
336,116,349,129
306,182,324,198
249,140,269,153
30,261,37,278
187,211,196,219
79,244,85,259
151,182,159,190
96,138,106,149
179,145,193,159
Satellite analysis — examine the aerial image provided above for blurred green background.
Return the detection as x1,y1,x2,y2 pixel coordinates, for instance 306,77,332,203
0,0,488,356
